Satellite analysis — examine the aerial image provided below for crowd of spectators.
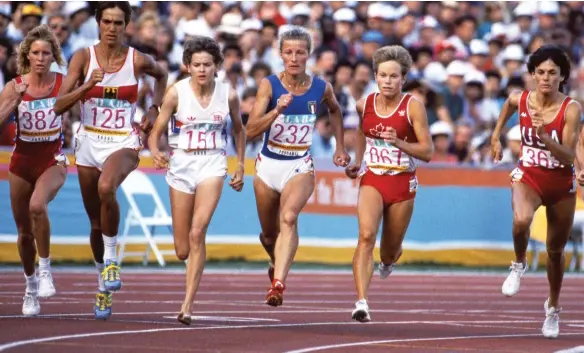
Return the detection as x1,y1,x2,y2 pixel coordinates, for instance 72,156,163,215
1,1,583,169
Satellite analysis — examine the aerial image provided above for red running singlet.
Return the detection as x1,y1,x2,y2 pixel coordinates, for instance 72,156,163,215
9,73,66,184
360,93,419,206
511,90,576,205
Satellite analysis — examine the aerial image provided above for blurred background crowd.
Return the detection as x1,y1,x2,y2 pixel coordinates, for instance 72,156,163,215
1,1,583,169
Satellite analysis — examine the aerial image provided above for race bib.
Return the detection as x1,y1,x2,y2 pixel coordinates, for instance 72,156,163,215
521,145,562,169
18,98,61,142
364,137,411,175
178,123,225,151
267,114,316,157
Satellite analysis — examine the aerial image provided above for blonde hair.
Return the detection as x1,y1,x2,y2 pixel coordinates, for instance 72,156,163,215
372,45,413,77
17,24,65,75
278,25,313,54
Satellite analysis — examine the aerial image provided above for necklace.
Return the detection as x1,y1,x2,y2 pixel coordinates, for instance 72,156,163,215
283,72,306,89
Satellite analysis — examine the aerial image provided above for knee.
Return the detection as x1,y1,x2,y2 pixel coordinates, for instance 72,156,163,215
17,232,34,246
546,246,564,262
29,200,47,219
513,212,533,231
280,211,298,229
358,230,377,248
97,180,116,202
188,227,207,249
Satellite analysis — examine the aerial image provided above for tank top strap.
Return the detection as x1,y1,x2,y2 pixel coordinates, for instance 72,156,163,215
556,96,572,123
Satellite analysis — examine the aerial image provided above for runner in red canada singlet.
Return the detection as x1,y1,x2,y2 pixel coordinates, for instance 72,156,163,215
0,25,67,316
491,45,583,339
344,45,433,323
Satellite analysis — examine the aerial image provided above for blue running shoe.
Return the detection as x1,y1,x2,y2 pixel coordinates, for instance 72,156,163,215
94,290,112,320
102,259,122,292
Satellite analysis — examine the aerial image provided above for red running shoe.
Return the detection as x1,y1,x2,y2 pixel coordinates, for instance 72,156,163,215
266,279,285,307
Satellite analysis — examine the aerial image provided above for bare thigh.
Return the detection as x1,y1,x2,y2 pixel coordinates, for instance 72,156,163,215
77,166,101,227
30,165,67,208
8,172,34,234
380,198,415,255
99,148,140,194
546,195,576,252
357,186,384,244
253,176,280,237
279,173,315,223
170,186,195,260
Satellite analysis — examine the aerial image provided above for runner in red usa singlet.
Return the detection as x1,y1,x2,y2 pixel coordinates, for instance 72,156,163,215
513,90,576,204
344,45,433,324
490,45,583,339
0,25,68,317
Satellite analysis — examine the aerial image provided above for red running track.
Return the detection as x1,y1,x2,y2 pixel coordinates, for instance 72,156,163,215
0,269,584,353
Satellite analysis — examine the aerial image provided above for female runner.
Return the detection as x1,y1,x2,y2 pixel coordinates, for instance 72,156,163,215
0,25,67,315
54,1,168,320
345,45,433,322
148,36,246,325
491,45,582,338
245,26,350,307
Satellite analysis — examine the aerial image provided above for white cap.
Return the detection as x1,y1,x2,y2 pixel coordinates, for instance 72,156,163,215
539,1,559,15
464,70,486,85
183,20,214,38
63,1,90,17
469,39,489,56
0,4,10,19
394,5,409,19
423,62,448,84
419,15,439,29
217,13,243,36
446,60,469,77
506,125,522,141
367,3,385,19
514,2,536,17
430,121,453,137
502,44,525,62
333,8,356,23
291,3,311,17
241,18,263,32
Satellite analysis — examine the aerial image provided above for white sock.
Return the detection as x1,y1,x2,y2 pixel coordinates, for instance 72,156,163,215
39,257,50,273
24,273,38,294
95,261,105,292
102,235,118,262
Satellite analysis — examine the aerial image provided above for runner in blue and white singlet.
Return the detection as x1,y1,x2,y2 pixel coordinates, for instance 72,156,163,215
245,26,350,308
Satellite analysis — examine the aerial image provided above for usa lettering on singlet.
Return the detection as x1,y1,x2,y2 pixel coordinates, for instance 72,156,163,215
362,93,418,175
16,74,63,143
167,78,229,151
260,75,326,160
518,91,572,170
79,46,139,142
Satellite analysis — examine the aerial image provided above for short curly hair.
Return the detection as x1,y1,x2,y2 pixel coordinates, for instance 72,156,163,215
182,36,223,68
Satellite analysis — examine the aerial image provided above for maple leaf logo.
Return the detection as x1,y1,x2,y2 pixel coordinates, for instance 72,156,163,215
398,110,405,116
369,123,386,137
521,112,527,117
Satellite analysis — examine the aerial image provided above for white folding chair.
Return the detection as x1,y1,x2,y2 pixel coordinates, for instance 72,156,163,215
118,170,175,266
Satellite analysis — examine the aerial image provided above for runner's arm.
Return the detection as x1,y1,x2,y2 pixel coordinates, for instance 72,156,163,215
544,101,582,165
228,87,246,167
353,98,366,166
135,51,168,112
491,90,521,144
322,82,346,153
393,97,433,162
148,85,178,154
245,78,278,139
0,81,20,124
54,49,92,115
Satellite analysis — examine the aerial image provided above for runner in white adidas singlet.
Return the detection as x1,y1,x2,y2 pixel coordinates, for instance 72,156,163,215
0,25,67,317
54,2,168,320
245,26,350,307
148,36,246,326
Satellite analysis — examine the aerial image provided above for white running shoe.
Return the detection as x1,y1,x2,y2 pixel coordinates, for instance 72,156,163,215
38,271,56,298
501,261,527,297
351,299,371,322
542,298,560,339
22,293,40,316
378,262,395,279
